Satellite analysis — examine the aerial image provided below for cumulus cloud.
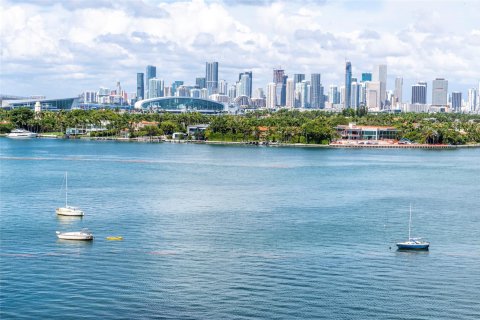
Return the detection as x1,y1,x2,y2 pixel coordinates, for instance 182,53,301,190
1,0,479,97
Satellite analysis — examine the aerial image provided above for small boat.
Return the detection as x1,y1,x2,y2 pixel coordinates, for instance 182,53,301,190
396,204,429,250
106,236,123,241
56,172,84,216
56,229,93,241
6,129,37,139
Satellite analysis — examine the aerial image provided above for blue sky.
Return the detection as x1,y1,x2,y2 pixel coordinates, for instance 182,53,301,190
1,0,479,102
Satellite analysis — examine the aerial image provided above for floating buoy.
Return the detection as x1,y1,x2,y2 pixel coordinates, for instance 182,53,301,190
106,236,123,241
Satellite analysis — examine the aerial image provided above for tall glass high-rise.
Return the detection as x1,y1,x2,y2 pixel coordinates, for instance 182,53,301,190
345,61,352,109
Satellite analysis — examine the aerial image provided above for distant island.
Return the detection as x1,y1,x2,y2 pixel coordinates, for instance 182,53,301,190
1,108,479,146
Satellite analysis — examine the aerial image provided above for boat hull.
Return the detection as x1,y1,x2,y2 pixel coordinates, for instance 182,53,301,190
56,231,93,240
6,134,37,139
396,243,429,250
56,207,84,216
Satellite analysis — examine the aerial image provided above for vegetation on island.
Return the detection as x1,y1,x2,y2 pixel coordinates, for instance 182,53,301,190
1,107,480,145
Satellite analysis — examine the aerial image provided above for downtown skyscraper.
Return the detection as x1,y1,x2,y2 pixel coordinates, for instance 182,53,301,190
395,77,403,103
273,68,286,106
136,73,144,100
206,62,219,95
451,92,462,112
286,78,295,108
238,71,253,98
310,73,324,109
344,61,352,109
373,64,387,109
266,82,277,109
145,65,156,98
432,78,448,106
412,82,427,104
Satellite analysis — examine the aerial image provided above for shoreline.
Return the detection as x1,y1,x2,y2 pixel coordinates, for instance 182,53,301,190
6,134,477,149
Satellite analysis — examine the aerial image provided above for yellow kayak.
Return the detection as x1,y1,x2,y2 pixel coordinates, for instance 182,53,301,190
106,236,123,241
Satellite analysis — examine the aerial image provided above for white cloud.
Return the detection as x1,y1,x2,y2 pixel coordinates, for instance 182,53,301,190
0,0,479,98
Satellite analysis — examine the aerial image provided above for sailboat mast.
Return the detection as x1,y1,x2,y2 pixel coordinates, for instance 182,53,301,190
408,203,412,240
65,172,68,207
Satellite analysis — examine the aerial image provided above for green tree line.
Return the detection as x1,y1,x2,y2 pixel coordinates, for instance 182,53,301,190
1,108,479,145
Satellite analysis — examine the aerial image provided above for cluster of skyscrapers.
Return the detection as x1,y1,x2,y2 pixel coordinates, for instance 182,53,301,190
338,61,478,113
78,61,480,113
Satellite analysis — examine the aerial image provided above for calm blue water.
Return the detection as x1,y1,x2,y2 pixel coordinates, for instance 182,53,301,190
1,138,479,319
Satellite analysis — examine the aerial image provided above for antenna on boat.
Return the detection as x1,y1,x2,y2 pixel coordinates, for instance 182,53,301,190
408,203,412,240
65,172,68,207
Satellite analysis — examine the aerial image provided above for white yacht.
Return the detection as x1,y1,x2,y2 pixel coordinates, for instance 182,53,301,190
56,172,84,216
6,129,37,139
56,229,93,241
396,204,429,250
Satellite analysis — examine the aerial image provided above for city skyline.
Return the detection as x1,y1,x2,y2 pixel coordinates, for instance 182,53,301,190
1,0,479,100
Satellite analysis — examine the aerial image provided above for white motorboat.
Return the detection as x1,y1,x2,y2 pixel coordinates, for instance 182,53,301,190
396,204,429,250
6,129,37,139
56,229,93,241
56,172,84,216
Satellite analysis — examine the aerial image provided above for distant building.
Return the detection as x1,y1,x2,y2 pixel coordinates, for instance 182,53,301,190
219,79,228,95
351,81,360,109
134,97,225,114
136,73,144,101
300,80,310,108
432,78,448,106
196,77,206,89
254,88,265,99
373,64,387,109
451,92,462,112
146,65,156,97
366,81,380,110
286,78,295,108
266,82,277,109
395,77,403,103
273,68,286,106
251,98,266,108
83,91,97,103
468,88,477,111
209,94,230,104
310,73,324,109
295,82,303,108
359,82,367,106
361,73,372,82
3,97,79,111
238,74,251,98
190,88,201,98
293,73,305,84
228,85,236,101
176,85,190,97
412,82,427,104
171,81,184,96
345,61,352,109
335,123,399,140
329,85,338,105
148,78,164,99
238,71,253,98
206,62,219,95
200,88,209,99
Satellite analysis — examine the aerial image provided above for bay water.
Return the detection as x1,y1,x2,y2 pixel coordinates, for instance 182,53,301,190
1,138,479,319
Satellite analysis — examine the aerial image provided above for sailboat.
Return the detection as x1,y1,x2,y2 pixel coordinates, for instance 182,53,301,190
396,204,429,250
56,172,84,216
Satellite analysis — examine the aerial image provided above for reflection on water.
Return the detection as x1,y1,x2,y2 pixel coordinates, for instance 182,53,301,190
395,249,430,255
56,215,83,226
